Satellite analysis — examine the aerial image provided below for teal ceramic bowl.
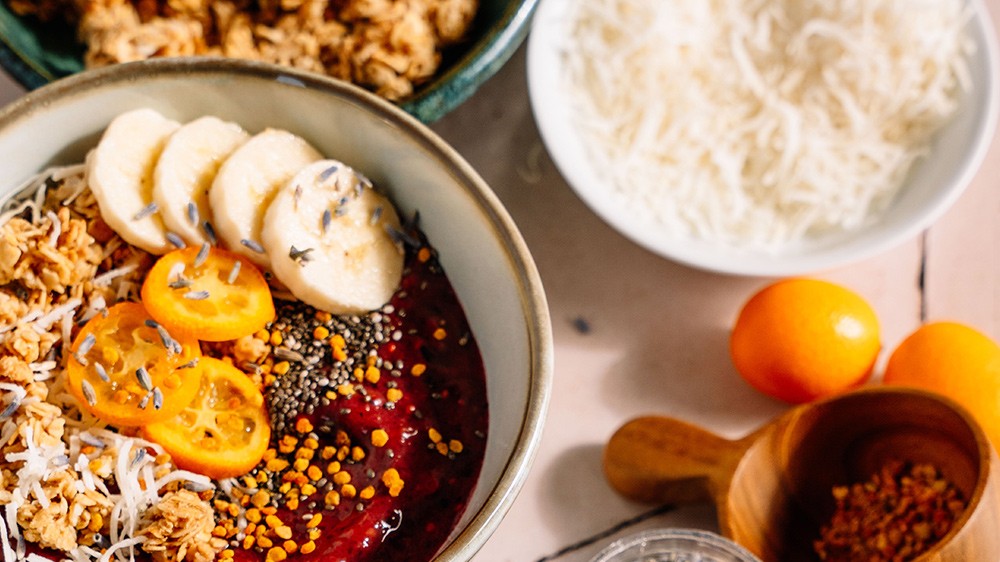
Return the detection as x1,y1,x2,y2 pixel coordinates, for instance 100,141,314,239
0,0,536,122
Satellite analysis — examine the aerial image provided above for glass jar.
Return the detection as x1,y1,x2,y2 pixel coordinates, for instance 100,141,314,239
590,529,761,562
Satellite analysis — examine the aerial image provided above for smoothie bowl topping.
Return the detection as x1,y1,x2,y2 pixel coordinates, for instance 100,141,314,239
0,108,488,561
7,0,479,102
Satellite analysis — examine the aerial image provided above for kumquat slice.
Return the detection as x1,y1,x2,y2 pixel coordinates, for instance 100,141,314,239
142,357,270,479
141,245,275,341
66,302,202,426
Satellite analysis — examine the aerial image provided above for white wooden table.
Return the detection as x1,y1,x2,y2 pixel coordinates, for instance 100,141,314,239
0,4,997,557
429,11,1000,561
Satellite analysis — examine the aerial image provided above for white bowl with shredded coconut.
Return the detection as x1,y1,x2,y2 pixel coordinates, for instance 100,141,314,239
528,0,1000,276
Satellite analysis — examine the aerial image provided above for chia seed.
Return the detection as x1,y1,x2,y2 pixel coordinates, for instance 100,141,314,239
264,299,393,434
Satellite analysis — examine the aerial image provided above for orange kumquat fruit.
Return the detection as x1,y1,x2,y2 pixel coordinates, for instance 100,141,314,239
883,321,1000,450
730,278,880,404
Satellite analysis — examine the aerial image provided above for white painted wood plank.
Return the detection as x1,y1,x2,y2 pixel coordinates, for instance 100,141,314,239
432,45,925,562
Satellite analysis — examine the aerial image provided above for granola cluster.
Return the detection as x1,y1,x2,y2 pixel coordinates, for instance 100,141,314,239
10,0,478,101
1,192,99,361
139,488,226,562
0,356,112,552
0,172,225,561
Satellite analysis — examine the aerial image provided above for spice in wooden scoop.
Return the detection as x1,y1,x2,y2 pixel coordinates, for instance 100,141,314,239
814,460,967,561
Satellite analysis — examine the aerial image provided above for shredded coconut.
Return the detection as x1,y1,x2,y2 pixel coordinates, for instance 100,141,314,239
0,169,219,562
98,536,147,562
0,504,13,561
562,0,973,250
32,298,82,333
0,165,80,227
91,263,140,287
0,197,38,227
46,210,61,247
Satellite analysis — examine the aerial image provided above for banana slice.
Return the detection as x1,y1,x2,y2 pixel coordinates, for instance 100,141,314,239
87,108,180,254
260,160,405,315
209,129,322,267
152,116,249,247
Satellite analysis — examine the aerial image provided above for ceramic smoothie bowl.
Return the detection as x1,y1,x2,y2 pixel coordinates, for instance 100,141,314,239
0,58,552,561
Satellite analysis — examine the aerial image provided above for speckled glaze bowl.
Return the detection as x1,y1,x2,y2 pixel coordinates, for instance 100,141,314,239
0,0,537,122
0,57,553,560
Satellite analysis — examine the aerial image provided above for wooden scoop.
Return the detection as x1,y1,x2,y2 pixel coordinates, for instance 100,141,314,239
604,387,1000,561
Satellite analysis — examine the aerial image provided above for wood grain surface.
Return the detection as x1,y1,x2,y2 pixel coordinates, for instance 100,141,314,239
0,5,997,556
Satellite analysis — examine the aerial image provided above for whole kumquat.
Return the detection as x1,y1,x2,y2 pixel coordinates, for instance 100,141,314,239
729,278,880,404
883,321,1000,449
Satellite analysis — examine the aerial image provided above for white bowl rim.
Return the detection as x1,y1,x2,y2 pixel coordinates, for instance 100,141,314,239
0,56,555,561
527,0,1000,277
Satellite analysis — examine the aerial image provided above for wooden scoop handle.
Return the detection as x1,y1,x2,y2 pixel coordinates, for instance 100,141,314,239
603,416,749,506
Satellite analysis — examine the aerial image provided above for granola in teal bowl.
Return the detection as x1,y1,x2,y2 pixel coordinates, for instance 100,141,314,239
0,0,535,122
